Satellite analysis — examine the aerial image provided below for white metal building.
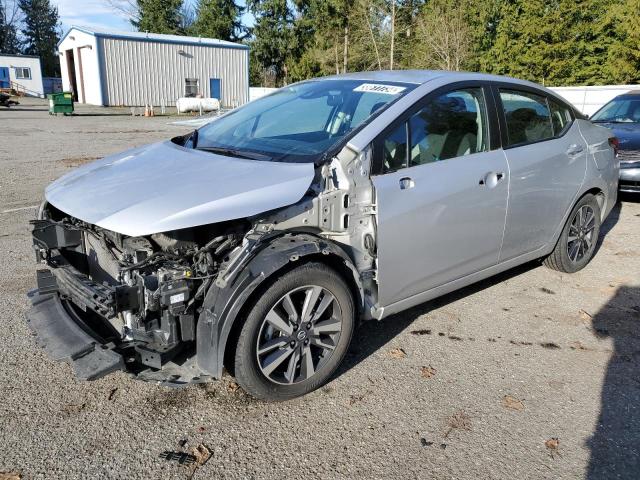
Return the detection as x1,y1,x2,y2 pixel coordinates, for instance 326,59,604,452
0,53,44,97
58,26,249,107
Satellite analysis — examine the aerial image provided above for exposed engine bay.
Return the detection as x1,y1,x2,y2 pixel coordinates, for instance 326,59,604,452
31,203,247,379
28,145,378,385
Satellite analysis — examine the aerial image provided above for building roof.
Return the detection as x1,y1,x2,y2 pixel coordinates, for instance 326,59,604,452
58,26,249,50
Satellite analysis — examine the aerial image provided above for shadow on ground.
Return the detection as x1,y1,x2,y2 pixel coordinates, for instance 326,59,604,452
336,260,540,378
587,285,640,479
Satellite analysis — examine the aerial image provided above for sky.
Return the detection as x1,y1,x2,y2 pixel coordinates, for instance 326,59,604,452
52,0,254,35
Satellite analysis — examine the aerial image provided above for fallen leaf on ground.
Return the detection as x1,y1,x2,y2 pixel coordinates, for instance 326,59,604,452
540,287,556,294
421,366,437,379
108,387,118,401
0,473,21,480
389,348,407,359
540,342,561,349
502,395,525,411
227,381,240,393
545,437,561,458
191,444,211,466
569,341,587,350
444,410,472,438
187,444,212,480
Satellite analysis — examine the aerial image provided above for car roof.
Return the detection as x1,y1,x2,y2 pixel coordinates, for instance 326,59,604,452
316,70,539,86
617,90,640,97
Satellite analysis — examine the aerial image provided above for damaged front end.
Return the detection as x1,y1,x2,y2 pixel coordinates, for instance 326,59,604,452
27,203,244,384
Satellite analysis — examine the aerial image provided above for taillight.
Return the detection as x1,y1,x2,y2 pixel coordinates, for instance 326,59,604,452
609,137,620,157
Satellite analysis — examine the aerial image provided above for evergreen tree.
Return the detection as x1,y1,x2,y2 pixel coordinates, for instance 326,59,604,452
567,0,618,84
0,0,21,53
192,0,247,41
18,0,60,76
132,0,184,34
247,0,295,86
600,0,640,83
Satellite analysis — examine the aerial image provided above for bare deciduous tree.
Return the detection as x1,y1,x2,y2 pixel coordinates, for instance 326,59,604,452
415,0,472,71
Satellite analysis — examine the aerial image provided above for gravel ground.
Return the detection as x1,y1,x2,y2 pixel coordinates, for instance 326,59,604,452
1,98,639,480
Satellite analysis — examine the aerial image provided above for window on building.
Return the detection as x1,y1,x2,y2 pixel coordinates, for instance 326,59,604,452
15,67,31,80
185,78,199,97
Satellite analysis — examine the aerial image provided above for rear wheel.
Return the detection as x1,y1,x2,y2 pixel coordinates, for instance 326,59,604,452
233,262,355,401
544,194,601,273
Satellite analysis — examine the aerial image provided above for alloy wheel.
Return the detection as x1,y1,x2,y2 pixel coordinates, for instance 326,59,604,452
566,205,596,263
255,285,343,385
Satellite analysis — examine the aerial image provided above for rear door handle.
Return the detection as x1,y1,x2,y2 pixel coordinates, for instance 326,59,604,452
479,172,505,188
399,177,415,190
566,144,584,156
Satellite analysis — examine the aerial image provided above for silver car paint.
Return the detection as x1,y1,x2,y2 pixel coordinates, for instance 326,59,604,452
498,122,587,261
41,71,618,322
578,120,620,203
45,141,315,237
374,150,509,306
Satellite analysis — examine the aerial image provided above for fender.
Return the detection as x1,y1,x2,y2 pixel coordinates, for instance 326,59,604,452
195,232,364,378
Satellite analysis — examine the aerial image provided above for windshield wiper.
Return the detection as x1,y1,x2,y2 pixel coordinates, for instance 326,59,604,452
196,146,272,161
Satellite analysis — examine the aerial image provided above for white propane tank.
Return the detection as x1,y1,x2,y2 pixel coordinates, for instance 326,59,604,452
176,97,221,113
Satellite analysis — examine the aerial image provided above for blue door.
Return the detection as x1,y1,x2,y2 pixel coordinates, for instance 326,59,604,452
209,78,221,100
0,67,10,88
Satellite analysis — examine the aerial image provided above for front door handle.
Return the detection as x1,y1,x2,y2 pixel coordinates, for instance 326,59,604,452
399,177,415,190
479,172,505,188
566,144,584,156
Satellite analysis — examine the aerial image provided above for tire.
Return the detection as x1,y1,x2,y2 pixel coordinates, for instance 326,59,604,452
233,262,355,401
544,194,601,273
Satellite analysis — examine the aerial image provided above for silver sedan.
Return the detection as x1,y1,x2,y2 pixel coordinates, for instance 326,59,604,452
27,71,618,400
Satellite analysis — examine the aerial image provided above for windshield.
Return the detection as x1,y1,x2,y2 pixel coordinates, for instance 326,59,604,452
591,97,640,123
192,79,415,162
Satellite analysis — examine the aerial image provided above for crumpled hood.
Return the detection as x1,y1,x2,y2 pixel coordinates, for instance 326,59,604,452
45,141,315,236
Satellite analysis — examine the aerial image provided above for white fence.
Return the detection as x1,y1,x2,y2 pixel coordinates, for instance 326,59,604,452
549,85,640,116
249,87,277,102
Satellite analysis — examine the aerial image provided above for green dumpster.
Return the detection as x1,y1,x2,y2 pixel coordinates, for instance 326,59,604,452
48,92,74,115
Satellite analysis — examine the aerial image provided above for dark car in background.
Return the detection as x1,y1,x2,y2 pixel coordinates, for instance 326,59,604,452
590,91,640,193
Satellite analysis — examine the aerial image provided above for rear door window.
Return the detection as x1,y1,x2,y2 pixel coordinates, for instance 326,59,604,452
548,98,573,136
500,89,554,146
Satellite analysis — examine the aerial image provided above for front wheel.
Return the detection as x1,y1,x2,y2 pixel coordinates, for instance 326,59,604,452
544,194,601,273
234,262,355,401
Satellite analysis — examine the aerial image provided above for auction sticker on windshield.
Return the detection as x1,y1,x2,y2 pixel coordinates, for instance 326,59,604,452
353,83,407,95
